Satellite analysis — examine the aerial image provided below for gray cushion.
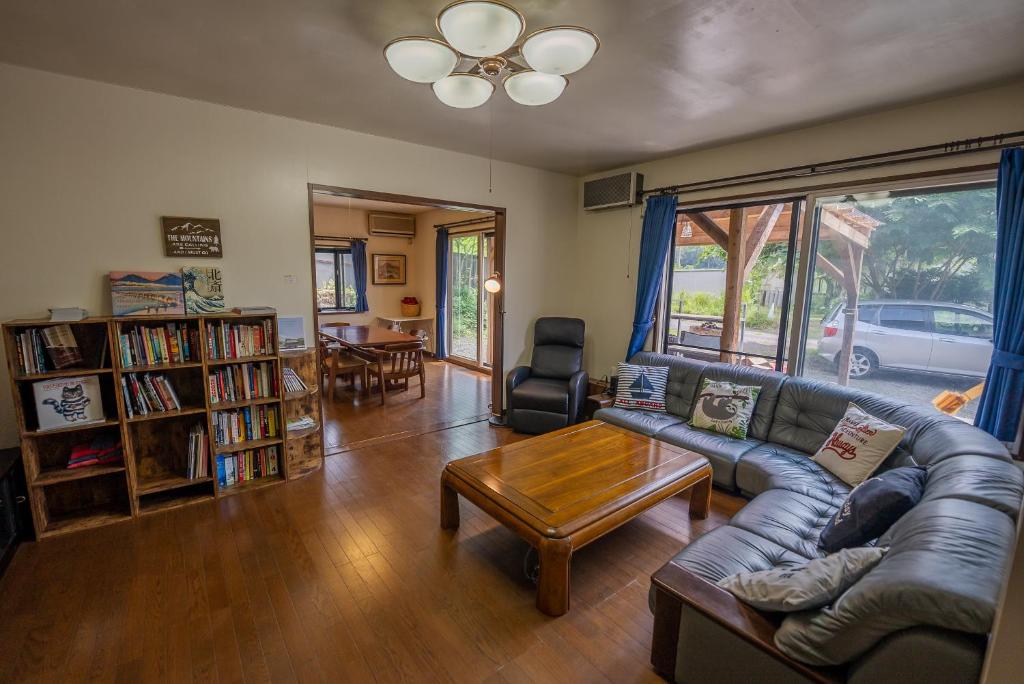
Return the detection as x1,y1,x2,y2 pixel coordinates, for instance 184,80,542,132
735,443,851,507
729,489,837,559
919,454,1024,519
508,377,569,413
630,351,709,420
774,498,1017,666
718,547,887,612
672,525,809,584
698,363,786,440
593,407,681,436
653,422,761,489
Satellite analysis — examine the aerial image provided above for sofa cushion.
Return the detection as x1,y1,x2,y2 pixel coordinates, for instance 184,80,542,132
630,351,709,420
653,422,761,489
919,454,1024,519
508,377,569,413
718,546,887,613
735,443,851,507
729,489,837,559
774,498,1017,666
671,525,810,583
593,407,681,436
819,466,927,553
614,362,668,412
689,379,761,439
698,363,786,441
811,404,906,487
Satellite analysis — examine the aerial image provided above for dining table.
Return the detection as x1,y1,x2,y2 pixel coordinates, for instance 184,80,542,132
319,323,421,349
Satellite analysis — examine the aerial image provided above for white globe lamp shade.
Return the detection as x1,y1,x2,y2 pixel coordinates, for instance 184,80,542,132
521,26,600,75
437,1,525,58
503,71,566,106
384,37,459,83
432,73,494,108
483,273,502,293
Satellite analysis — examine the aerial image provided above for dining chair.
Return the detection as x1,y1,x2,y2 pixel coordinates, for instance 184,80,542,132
318,331,367,401
350,340,426,406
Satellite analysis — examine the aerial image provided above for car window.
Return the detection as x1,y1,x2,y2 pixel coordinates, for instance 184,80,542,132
935,308,993,339
857,305,879,324
878,305,929,332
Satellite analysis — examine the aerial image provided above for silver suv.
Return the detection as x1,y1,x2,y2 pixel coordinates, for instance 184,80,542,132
818,300,993,378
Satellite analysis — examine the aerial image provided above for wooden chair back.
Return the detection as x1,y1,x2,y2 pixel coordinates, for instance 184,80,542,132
379,341,424,381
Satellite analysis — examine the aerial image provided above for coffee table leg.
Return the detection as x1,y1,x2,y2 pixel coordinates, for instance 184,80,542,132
689,471,712,520
440,472,461,530
536,537,572,617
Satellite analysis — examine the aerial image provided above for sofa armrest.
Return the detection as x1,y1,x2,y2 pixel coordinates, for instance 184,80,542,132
651,560,843,684
506,365,532,407
566,370,589,423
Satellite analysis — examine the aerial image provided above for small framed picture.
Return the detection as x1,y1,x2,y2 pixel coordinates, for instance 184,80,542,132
372,253,407,285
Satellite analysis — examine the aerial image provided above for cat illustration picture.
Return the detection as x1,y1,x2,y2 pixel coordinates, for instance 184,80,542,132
42,383,92,422
32,375,104,431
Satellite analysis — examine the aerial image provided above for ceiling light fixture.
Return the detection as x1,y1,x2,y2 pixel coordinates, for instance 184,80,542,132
384,0,599,109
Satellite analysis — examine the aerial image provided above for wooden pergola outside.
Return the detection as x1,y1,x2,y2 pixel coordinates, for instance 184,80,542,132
674,203,881,383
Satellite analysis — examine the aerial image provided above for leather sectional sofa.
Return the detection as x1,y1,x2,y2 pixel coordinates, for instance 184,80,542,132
594,352,1023,684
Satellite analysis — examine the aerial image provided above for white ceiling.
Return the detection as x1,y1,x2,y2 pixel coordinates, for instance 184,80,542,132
1,1,1022,175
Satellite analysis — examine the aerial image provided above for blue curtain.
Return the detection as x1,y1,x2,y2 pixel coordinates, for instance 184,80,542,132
435,228,449,359
350,239,369,313
626,195,679,360
976,148,1024,441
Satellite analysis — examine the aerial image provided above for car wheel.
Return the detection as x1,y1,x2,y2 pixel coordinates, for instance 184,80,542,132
848,348,878,378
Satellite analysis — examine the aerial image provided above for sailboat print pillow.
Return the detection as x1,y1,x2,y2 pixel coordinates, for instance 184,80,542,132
689,379,761,439
614,362,669,412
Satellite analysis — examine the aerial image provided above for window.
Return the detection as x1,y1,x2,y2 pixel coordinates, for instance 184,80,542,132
857,305,880,325
878,305,930,332
933,308,994,339
315,247,356,312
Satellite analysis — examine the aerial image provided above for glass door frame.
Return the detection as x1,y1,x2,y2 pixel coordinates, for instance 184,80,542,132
659,195,805,371
784,168,998,377
446,228,495,371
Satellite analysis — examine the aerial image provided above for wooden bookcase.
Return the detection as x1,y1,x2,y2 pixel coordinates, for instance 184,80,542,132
3,313,323,539
281,348,324,480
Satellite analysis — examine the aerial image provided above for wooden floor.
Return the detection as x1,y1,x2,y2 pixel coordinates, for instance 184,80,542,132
323,360,493,454
0,416,744,683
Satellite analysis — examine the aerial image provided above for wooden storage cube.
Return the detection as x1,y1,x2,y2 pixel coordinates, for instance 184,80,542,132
128,413,211,494
114,316,202,369
5,320,112,378
27,422,125,485
138,480,214,514
38,472,131,537
121,365,207,419
17,371,119,434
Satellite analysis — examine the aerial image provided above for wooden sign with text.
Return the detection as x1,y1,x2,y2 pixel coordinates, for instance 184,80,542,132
161,216,223,258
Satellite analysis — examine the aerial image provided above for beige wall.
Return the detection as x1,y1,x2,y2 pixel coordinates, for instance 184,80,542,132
0,63,577,447
983,496,1024,684
573,79,1024,377
313,204,421,327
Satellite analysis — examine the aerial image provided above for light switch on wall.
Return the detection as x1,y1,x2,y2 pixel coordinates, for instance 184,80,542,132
283,274,297,285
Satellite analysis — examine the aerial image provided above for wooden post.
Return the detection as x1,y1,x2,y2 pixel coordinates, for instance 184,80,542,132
720,207,747,363
834,243,864,386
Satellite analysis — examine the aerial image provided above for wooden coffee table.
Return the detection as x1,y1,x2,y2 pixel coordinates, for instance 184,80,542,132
440,420,712,616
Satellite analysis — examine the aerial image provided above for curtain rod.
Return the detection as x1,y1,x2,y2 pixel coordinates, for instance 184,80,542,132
435,216,495,230
644,130,1024,198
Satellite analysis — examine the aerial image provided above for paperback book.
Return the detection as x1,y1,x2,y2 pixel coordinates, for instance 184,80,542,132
33,375,105,431
216,445,280,487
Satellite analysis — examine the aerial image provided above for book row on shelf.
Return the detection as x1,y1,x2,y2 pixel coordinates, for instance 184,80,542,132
282,367,308,393
217,446,280,487
209,361,278,404
14,324,85,374
119,322,200,367
205,319,275,360
213,405,279,446
186,423,209,480
120,372,182,417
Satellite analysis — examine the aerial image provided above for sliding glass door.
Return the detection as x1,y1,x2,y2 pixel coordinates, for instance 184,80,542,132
448,231,495,368
664,199,803,370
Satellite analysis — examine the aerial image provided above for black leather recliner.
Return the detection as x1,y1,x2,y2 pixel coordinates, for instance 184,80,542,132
506,317,588,434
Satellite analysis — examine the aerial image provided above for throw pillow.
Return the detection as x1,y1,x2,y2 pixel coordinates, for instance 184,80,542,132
689,379,761,439
811,404,905,486
614,362,669,412
717,546,887,612
819,466,927,552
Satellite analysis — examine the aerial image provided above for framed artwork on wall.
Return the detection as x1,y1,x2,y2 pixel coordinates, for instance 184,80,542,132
372,253,406,285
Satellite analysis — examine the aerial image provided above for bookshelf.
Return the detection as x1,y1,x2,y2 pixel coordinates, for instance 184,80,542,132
281,348,324,480
3,313,323,539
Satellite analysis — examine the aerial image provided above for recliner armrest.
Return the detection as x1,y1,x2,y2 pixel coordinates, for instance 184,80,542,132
566,370,589,423
506,366,533,404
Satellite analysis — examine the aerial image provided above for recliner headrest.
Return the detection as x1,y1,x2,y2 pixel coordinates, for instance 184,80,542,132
534,317,585,348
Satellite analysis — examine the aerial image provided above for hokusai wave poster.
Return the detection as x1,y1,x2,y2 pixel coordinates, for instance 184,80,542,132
110,271,186,316
183,266,225,314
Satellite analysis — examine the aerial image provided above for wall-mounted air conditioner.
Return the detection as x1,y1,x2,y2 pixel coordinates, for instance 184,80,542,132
367,212,416,237
582,171,644,210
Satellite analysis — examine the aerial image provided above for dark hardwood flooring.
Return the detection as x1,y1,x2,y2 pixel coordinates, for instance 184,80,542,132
323,361,493,454
0,404,744,682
